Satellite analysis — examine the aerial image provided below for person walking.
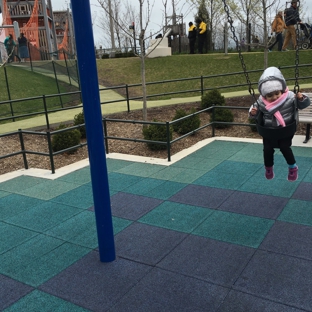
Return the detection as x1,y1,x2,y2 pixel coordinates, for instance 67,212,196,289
4,34,21,63
188,22,197,54
18,33,29,62
282,0,302,51
268,11,287,51
197,19,207,54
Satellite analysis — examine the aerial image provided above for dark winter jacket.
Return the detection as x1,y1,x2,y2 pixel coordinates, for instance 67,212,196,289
284,5,301,26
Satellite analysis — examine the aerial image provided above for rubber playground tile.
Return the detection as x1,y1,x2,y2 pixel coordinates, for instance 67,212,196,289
0,175,44,193
106,158,136,172
278,199,312,227
260,221,312,260
211,160,262,175
193,171,251,190
109,267,229,312
303,169,312,183
228,150,264,164
122,177,165,196
291,182,312,201
192,210,274,248
45,211,98,248
146,180,187,200
0,235,90,287
0,275,33,311
291,146,312,158
169,184,233,209
116,162,165,177
171,156,211,169
110,192,163,220
218,289,303,312
218,191,288,219
0,194,45,221
148,166,183,180
112,216,133,235
39,251,151,312
0,222,38,254
238,176,299,198
51,184,94,209
234,250,312,311
4,290,89,312
115,223,187,265
138,201,213,233
157,235,254,287
6,201,82,232
16,180,79,200
0,190,9,198
168,168,205,183
108,172,143,191
57,166,91,185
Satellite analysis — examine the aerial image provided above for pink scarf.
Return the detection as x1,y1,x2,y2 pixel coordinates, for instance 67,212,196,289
260,87,289,127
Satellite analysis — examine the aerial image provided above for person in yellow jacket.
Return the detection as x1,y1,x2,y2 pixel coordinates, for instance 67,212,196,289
268,11,287,51
188,22,197,54
197,19,207,54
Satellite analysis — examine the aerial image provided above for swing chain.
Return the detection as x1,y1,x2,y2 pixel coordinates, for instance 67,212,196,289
222,0,257,102
294,1,300,94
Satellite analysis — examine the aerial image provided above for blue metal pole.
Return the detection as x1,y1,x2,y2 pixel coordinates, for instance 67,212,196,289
70,0,115,262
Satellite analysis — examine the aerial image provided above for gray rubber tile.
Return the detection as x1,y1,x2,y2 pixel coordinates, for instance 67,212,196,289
157,235,255,287
109,267,229,312
115,222,187,265
0,275,33,311
292,182,312,201
234,250,312,311
39,251,151,312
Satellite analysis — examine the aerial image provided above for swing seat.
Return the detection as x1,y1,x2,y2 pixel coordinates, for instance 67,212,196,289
256,120,297,140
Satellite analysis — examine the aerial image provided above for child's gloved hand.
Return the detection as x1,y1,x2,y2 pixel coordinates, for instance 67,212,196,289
250,107,258,116
296,92,304,101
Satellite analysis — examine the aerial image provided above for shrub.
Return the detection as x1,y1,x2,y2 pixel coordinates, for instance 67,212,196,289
248,117,258,132
52,124,81,154
210,107,234,128
73,111,86,138
101,54,109,59
172,107,200,134
142,120,173,150
201,89,225,109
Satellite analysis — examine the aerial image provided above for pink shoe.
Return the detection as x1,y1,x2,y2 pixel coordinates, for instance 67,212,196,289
265,166,274,180
288,166,298,182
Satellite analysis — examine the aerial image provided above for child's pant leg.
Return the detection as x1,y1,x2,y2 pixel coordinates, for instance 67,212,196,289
279,137,296,165
263,138,275,167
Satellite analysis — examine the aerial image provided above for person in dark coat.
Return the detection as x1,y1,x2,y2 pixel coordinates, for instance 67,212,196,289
18,33,29,62
188,22,196,54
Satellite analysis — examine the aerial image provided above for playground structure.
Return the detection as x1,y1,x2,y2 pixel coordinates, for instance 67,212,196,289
0,0,75,61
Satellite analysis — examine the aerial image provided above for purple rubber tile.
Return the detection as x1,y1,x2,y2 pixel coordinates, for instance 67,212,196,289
219,191,288,219
260,221,312,260
291,182,312,201
157,235,254,287
110,192,163,220
168,184,233,209
0,274,33,310
109,267,229,312
39,251,151,312
234,250,312,311
219,289,304,312
115,222,187,265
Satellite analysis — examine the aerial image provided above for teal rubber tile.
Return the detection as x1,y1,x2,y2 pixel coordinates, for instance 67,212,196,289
146,181,187,200
17,180,79,200
212,160,262,175
0,176,45,193
170,168,205,183
46,211,98,248
57,166,91,185
193,171,251,190
0,222,38,254
0,194,45,221
4,289,90,312
0,190,9,198
186,157,224,171
239,175,300,198
108,172,143,191
51,184,93,209
117,162,164,177
139,201,213,233
278,199,312,226
291,146,312,158
0,234,90,287
303,169,312,183
106,158,135,172
123,178,165,196
6,201,82,232
112,216,132,235
228,150,264,164
193,210,274,248
149,166,183,180
172,157,210,169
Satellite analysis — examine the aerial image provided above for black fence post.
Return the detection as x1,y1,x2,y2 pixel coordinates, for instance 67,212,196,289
18,129,28,169
42,95,50,129
166,121,171,162
52,61,63,107
103,118,109,153
201,76,204,96
126,84,130,112
4,66,15,122
63,50,72,85
212,105,216,137
46,131,55,174
28,42,33,72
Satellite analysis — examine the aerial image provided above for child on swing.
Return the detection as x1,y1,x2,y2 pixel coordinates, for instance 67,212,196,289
249,66,310,181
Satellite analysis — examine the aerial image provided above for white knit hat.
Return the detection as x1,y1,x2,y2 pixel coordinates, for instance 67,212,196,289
260,80,283,96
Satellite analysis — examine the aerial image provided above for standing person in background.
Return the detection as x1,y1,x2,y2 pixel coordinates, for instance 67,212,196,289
269,11,287,51
18,33,29,62
282,0,302,51
4,34,21,63
188,22,197,54
197,19,207,54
